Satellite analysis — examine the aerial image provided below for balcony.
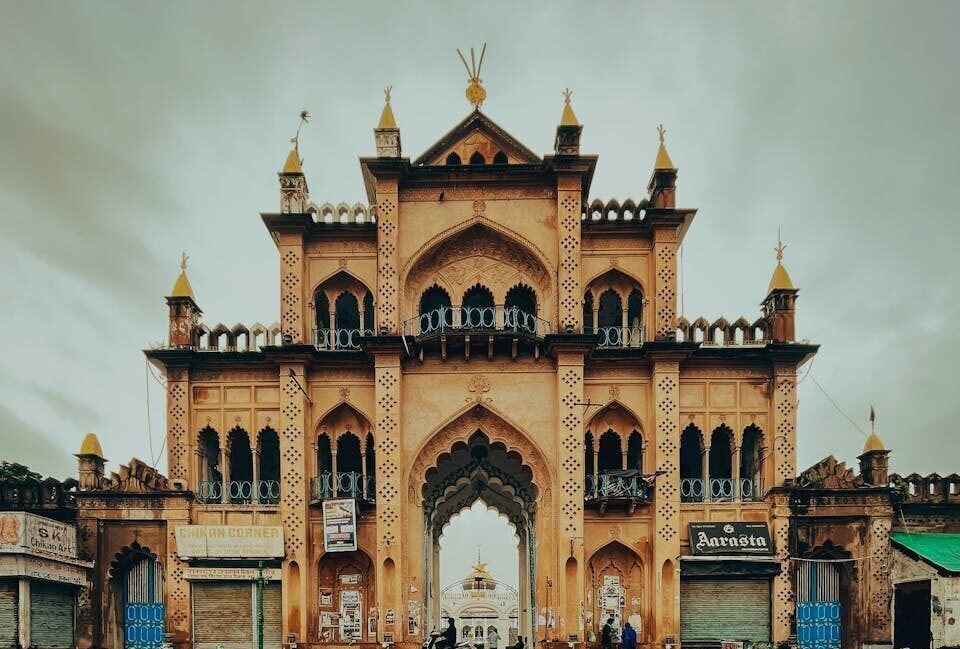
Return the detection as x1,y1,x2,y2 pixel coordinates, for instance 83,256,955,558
404,306,551,340
312,328,373,351
680,478,764,503
591,325,646,349
309,471,376,505
584,472,651,514
196,480,280,505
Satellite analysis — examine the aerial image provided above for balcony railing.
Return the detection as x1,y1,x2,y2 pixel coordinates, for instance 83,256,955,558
591,325,646,349
584,473,651,501
196,480,281,505
313,328,374,351
680,478,764,503
404,306,551,339
310,471,376,503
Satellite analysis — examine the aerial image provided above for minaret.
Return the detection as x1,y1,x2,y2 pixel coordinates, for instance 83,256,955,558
167,253,201,348
279,111,310,212
374,86,401,158
553,88,583,156
76,432,105,490
761,235,799,342
859,406,891,486
648,124,677,209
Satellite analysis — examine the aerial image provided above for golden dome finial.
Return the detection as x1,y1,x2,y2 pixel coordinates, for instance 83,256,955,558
378,85,398,129
171,251,195,299
282,111,309,173
767,228,794,292
457,44,488,108
560,88,579,126
863,407,886,452
654,123,675,169
78,432,104,459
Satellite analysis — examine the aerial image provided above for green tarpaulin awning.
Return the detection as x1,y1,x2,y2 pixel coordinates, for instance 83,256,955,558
891,532,960,575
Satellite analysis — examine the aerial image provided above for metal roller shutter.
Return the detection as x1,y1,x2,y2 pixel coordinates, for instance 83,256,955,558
262,583,282,649
0,582,18,649
680,579,770,642
30,581,75,649
193,582,253,649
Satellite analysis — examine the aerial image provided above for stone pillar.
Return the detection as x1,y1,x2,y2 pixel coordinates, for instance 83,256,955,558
165,367,191,488
220,443,230,504
732,445,741,501
18,578,29,648
252,447,261,504
770,363,798,642
361,452,368,500
701,449,709,501
278,232,306,344
376,178,400,333
652,227,678,341
557,174,583,332
331,451,339,497
280,361,309,639
651,358,681,641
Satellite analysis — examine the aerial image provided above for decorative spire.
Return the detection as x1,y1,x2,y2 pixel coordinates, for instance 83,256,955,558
170,251,195,299
654,123,675,170
378,86,397,129
768,229,794,292
560,88,579,126
457,44,487,109
863,405,886,453
282,110,309,174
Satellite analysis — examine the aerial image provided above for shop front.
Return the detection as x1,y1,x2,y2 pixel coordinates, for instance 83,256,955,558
175,525,285,649
0,512,93,649
679,522,780,645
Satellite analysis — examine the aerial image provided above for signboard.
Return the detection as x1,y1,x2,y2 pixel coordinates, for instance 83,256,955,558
0,554,88,586
0,512,77,561
688,522,774,556
183,566,281,580
340,590,362,640
175,525,284,558
322,499,357,552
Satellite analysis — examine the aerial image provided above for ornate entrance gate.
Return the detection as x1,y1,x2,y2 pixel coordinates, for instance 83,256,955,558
796,562,840,649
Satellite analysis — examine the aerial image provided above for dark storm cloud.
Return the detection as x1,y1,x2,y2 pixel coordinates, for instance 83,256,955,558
0,402,73,479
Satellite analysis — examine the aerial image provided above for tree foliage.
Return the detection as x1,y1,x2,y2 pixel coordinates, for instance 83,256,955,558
0,461,43,483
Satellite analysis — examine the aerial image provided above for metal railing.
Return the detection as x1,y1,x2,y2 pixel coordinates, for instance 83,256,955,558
680,478,763,503
310,471,376,502
313,328,374,351
196,480,281,505
592,325,646,348
584,474,650,501
404,306,552,339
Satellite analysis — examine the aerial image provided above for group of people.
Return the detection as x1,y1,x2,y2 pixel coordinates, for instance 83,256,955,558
427,617,635,649
600,617,637,649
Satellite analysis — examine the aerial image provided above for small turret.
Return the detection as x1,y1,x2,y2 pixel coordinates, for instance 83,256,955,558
554,88,582,156
761,236,799,342
859,408,890,486
648,124,677,209
76,432,105,490
279,111,310,212
167,253,202,348
374,86,401,158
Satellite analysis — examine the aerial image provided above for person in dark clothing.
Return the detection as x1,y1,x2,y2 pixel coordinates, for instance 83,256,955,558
620,622,636,649
441,617,457,649
600,618,615,649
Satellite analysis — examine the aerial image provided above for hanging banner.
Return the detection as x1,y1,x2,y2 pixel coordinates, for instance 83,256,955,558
688,522,774,556
323,499,357,552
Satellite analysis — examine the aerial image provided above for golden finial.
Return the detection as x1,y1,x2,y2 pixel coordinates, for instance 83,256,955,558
180,251,188,271
654,123,674,169
171,252,195,299
767,228,794,292
291,110,310,149
283,111,308,173
378,86,397,129
457,44,488,108
775,227,786,262
560,88,579,126
384,86,392,105
657,123,666,144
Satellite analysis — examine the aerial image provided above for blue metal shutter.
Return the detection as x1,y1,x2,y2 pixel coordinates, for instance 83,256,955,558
0,581,18,649
680,579,770,642
30,581,75,649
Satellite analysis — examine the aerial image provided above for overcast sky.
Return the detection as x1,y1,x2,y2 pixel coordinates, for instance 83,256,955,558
2,1,959,580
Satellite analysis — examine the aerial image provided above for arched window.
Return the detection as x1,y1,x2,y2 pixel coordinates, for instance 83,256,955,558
363,292,375,332
493,151,508,164
317,434,332,474
627,431,643,472
365,433,376,481
335,292,360,331
584,432,595,478
709,426,733,480
419,285,452,316
627,289,643,329
258,428,280,504
337,433,362,475
446,152,462,166
740,425,763,499
316,292,330,330
199,427,221,484
505,284,537,316
469,151,485,165
680,425,702,480
598,430,622,473
462,284,494,310
228,428,253,503
598,289,622,329
583,291,594,333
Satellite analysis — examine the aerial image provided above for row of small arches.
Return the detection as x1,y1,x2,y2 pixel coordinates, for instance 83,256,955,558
582,198,650,222
307,202,377,225
197,426,280,485
419,282,538,315
675,317,771,345
445,151,509,166
680,423,765,482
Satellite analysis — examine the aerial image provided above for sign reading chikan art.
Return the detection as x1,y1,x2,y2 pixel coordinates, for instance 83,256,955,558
322,499,357,552
0,512,77,561
689,522,774,556
175,525,284,559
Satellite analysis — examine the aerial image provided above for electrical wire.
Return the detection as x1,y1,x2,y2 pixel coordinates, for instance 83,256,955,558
808,371,868,438
145,360,156,466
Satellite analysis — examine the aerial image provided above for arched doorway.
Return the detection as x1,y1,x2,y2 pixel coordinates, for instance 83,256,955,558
587,542,645,643
316,550,375,643
111,543,165,649
410,407,550,644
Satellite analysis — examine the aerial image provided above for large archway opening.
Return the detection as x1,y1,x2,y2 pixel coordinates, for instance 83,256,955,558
421,430,539,643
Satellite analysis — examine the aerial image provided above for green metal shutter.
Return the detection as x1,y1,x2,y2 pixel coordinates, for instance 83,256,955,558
680,579,771,642
0,582,18,649
193,582,253,649
30,581,75,649
262,583,282,649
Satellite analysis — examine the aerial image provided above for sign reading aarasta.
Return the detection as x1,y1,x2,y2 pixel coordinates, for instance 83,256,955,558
322,499,357,552
175,525,284,559
689,522,774,556
0,512,77,561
